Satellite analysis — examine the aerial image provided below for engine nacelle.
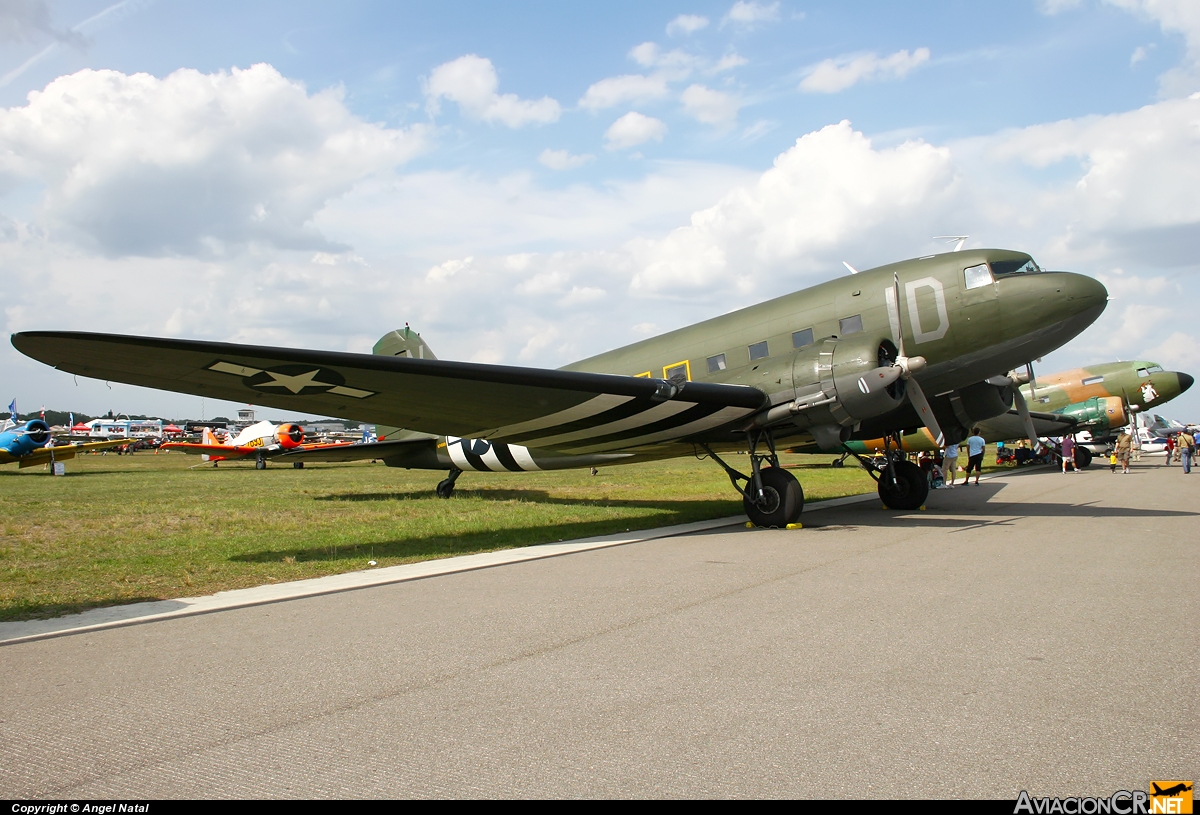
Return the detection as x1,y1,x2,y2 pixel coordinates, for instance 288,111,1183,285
792,334,907,425
1056,396,1127,435
1,419,51,456
956,381,1014,425
275,423,305,448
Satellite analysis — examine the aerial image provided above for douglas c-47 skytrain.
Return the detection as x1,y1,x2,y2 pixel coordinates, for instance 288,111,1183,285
13,248,1107,526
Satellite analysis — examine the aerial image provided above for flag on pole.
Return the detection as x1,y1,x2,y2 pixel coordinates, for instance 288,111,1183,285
7,399,15,421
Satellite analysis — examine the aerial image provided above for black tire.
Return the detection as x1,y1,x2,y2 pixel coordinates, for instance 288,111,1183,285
255,457,266,470
743,467,804,527
436,479,455,499
831,458,844,468
878,459,928,510
293,461,304,469
1075,447,1092,469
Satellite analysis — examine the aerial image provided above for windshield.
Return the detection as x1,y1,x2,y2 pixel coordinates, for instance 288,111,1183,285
990,257,1042,277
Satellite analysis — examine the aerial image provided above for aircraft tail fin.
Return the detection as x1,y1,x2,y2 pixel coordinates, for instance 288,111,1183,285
373,326,439,442
373,325,437,361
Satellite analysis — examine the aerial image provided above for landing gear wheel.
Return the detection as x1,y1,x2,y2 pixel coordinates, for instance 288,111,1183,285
743,467,804,527
436,467,462,499
1075,447,1092,469
255,457,266,470
878,459,928,510
293,461,304,469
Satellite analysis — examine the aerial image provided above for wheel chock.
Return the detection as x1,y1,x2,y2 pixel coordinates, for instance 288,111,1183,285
919,505,927,511
786,523,803,530
745,521,755,528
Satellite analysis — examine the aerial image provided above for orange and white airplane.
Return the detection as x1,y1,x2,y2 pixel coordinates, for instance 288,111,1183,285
163,420,349,469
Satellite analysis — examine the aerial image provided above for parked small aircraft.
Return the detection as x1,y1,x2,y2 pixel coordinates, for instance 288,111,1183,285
13,248,1107,524
1,418,133,468
840,359,1193,467
162,419,349,469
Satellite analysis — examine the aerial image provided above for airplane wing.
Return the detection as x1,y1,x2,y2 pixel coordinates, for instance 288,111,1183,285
12,332,768,452
276,438,427,463
979,408,1079,441
1,438,131,468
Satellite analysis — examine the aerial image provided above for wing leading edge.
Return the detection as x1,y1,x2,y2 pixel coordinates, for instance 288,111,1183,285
12,331,768,451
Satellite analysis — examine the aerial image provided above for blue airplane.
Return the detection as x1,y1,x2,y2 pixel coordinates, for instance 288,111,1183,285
1,402,129,469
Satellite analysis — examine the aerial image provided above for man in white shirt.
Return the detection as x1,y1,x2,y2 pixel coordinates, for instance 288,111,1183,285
965,429,986,485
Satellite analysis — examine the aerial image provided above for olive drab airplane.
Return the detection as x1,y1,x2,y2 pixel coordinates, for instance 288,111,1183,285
841,359,1194,466
12,248,1108,526
160,419,352,468
0,406,133,469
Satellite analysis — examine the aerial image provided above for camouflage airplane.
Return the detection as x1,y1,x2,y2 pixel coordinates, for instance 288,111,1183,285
841,359,1193,467
12,248,1107,526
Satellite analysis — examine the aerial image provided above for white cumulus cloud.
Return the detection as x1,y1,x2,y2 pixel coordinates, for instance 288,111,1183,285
425,54,561,127
0,63,428,256
681,84,742,126
538,148,595,170
578,74,670,110
667,14,709,36
604,112,667,150
800,48,931,93
722,1,780,27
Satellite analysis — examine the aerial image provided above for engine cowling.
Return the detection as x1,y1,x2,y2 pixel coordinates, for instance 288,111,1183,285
792,334,907,424
1056,396,1127,435
275,423,305,448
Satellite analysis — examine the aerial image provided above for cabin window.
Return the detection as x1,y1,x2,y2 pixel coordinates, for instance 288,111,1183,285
1137,368,1149,378
792,328,814,349
838,315,863,335
748,341,769,361
1082,375,1104,386
706,354,727,373
964,263,993,290
663,361,691,382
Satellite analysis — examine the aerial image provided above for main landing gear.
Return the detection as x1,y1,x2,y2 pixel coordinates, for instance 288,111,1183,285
841,432,928,511
436,466,462,499
701,430,804,528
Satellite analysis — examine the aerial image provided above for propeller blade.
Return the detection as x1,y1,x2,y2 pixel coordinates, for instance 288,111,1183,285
906,377,945,447
1011,386,1040,451
1026,362,1037,400
889,270,905,357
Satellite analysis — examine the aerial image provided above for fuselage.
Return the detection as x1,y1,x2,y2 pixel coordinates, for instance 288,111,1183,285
393,249,1108,472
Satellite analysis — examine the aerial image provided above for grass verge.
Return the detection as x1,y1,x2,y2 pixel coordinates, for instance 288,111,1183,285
1,449,883,621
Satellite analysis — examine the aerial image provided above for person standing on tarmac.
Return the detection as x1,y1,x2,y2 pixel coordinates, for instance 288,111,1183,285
965,428,986,486
1116,430,1133,474
1061,434,1078,473
1178,428,1195,474
943,441,960,487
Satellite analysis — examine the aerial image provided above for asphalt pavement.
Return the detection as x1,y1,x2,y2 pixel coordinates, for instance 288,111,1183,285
1,460,1196,798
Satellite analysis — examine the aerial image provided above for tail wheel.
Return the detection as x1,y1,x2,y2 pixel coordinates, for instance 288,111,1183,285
743,467,804,527
878,459,928,510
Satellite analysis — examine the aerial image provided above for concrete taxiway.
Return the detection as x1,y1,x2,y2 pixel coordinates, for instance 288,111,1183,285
1,462,1196,798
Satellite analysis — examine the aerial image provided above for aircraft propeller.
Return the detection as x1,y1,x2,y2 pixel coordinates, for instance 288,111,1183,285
994,365,1042,452
887,269,945,447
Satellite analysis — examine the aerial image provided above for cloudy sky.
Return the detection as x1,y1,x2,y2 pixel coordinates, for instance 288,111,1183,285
2,0,1198,422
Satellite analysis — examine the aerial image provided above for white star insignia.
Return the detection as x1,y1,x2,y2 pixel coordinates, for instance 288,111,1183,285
255,369,329,394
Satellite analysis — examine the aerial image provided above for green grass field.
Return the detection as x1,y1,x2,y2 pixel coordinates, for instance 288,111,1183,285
0,449,882,621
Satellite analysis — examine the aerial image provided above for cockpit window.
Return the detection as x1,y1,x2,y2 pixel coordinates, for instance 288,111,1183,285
963,263,993,290
989,258,1043,277
1147,365,1163,374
